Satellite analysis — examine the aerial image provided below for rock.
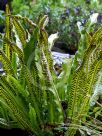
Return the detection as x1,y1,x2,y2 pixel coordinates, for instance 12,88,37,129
51,51,72,76
51,51,71,65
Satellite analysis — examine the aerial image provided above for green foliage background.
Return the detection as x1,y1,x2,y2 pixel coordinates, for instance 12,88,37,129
11,0,102,49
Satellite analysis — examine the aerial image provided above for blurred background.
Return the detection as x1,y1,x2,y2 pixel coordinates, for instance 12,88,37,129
0,0,102,53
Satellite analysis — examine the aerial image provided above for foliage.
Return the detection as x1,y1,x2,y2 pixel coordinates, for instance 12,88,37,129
65,27,102,136
0,5,63,135
63,14,102,135
90,71,102,107
11,0,102,50
0,4,102,136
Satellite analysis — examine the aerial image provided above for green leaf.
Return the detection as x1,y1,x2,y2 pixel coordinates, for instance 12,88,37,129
12,17,26,46
29,104,38,129
3,4,12,60
0,50,15,75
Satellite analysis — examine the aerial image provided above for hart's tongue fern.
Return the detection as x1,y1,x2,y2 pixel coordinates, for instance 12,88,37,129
0,4,63,135
65,28,102,136
0,4,102,136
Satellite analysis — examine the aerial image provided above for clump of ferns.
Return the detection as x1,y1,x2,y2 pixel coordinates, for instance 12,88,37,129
0,4,63,136
65,18,102,135
0,4,102,136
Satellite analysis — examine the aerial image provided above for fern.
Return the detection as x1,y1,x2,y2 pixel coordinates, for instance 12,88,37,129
0,4,102,136
65,26,102,136
3,38,24,64
12,17,26,46
90,71,102,106
3,4,12,60
0,76,33,131
0,50,15,75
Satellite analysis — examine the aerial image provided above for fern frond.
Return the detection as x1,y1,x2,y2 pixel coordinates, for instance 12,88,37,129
0,50,15,75
3,4,12,60
76,59,102,117
0,77,33,132
39,28,63,123
12,17,26,46
23,27,39,65
29,104,39,131
91,27,102,45
8,75,28,99
67,67,86,118
18,66,26,87
86,58,102,96
7,15,37,28
38,15,48,29
40,29,54,73
4,38,24,64
66,27,102,136
30,61,43,104
90,71,102,106
23,65,42,124
85,32,92,48
66,58,102,136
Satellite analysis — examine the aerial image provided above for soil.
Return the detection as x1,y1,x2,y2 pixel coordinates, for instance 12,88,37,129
0,128,31,136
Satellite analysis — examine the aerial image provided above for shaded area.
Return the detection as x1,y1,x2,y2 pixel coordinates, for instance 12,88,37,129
52,42,77,54
0,128,31,136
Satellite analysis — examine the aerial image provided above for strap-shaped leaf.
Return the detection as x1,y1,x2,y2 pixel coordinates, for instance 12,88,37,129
91,27,102,45
8,75,28,99
12,17,26,46
8,15,37,27
39,30,63,123
24,27,39,65
40,29,54,73
0,76,33,132
67,67,86,118
68,46,102,113
85,32,92,48
38,15,48,29
76,58,102,120
18,66,26,87
30,61,42,104
4,38,24,64
29,104,39,131
0,50,15,75
3,4,12,60
23,65,42,124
